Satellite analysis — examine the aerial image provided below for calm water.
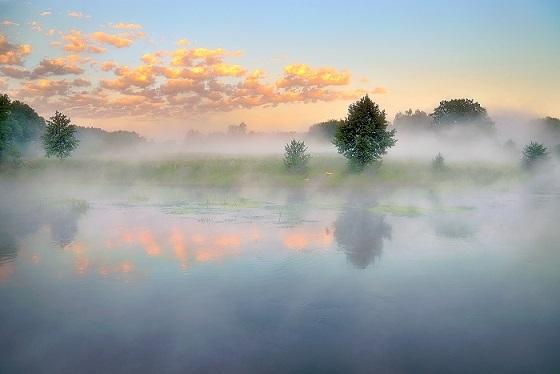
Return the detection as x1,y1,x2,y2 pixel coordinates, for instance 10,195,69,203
1,182,559,373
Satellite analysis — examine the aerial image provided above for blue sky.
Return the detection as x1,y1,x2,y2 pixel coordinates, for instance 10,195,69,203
0,0,558,136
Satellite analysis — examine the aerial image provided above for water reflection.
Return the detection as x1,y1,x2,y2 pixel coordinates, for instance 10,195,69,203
2,185,560,372
48,202,88,247
0,230,17,265
277,186,308,227
0,202,43,264
433,219,475,239
334,206,392,269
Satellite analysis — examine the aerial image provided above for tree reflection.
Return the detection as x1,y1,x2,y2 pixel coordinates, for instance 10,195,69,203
334,207,392,269
277,187,308,227
0,204,43,264
49,204,87,247
0,197,88,266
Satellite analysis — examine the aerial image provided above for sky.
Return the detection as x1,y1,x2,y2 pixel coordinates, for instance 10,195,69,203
0,0,559,138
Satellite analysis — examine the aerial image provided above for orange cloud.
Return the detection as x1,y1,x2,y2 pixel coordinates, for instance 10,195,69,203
68,11,90,19
371,86,387,94
0,34,32,65
31,55,86,78
88,45,106,54
9,28,362,119
141,52,164,65
177,38,189,47
40,11,52,17
1,65,30,78
160,78,201,95
101,64,155,90
63,30,87,52
62,30,134,53
101,60,117,71
171,47,235,66
2,20,19,27
92,31,133,48
113,22,143,30
30,21,42,32
277,64,351,88
212,63,245,77
72,77,91,87
17,79,70,97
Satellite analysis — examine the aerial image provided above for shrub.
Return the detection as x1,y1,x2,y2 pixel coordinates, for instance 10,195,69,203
521,141,548,169
432,153,446,171
284,139,310,173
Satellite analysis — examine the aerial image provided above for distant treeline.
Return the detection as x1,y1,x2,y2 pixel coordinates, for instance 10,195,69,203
0,93,145,160
183,122,300,143
306,98,560,145
2,93,560,161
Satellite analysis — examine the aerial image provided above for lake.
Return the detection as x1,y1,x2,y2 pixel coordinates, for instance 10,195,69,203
1,181,559,373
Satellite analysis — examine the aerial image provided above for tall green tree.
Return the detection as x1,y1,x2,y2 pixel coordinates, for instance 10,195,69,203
333,95,396,171
42,111,79,159
431,98,494,130
0,94,11,160
5,100,45,143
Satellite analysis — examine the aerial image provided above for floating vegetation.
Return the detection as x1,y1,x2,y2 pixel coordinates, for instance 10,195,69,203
370,204,475,217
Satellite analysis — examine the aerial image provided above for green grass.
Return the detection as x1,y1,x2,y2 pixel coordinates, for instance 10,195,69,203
5,155,521,189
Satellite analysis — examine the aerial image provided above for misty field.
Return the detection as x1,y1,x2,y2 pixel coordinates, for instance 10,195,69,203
4,155,522,188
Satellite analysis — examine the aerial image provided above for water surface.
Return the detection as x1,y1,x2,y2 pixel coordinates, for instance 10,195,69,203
1,183,559,373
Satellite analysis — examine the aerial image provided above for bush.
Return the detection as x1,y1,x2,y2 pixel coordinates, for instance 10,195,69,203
432,153,446,171
284,139,310,173
522,141,548,169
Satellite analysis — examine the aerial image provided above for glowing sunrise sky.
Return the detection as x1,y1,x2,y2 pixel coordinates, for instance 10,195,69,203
1,0,559,138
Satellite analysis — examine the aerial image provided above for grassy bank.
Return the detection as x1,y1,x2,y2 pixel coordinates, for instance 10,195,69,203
1,154,522,189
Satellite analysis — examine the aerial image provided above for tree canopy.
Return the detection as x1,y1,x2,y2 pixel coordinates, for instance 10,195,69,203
42,111,79,159
0,94,11,161
5,100,45,143
393,109,431,131
308,119,344,141
333,95,396,171
0,93,47,163
431,99,494,130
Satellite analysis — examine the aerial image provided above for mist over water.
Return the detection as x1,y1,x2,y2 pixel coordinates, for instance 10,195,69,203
1,160,560,372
